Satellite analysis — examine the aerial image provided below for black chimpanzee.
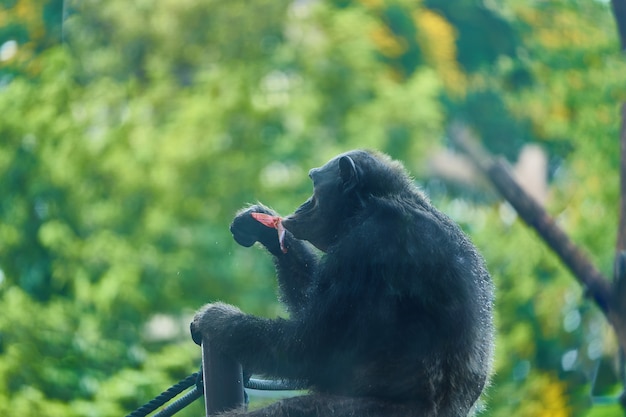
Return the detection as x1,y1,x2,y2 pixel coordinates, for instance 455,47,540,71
191,150,494,417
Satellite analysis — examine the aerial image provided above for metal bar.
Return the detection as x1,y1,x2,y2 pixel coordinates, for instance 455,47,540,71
202,337,245,416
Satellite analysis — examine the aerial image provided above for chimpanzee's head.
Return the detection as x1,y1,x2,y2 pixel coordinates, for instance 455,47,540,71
281,150,410,252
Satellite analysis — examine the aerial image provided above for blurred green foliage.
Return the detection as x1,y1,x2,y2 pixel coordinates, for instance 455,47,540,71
0,0,625,416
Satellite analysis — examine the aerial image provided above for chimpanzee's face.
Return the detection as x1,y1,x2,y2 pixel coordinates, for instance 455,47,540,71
282,152,363,252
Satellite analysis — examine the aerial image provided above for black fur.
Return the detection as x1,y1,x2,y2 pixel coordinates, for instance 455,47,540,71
191,150,494,417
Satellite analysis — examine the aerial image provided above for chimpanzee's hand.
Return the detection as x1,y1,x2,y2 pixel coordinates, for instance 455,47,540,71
190,302,244,346
230,204,282,255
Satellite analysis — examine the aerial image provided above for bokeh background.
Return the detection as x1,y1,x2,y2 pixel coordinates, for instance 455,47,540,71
1,0,625,415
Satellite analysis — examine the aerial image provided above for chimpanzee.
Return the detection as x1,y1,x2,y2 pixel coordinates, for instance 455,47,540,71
191,150,494,417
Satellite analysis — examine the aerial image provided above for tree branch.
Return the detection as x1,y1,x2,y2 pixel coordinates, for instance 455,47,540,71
617,103,626,253
451,124,626,396
611,0,626,52
612,104,626,359
451,125,612,313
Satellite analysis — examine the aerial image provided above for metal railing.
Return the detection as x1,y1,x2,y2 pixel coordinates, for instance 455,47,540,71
201,337,245,414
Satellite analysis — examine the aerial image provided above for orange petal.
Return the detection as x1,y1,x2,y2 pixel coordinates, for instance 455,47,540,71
251,212,288,253
251,212,280,229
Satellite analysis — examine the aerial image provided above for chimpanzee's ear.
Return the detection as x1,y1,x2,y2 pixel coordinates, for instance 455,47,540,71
339,155,360,193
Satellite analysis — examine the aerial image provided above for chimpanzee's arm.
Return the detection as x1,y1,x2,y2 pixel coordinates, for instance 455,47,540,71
191,302,310,380
230,204,319,314
271,232,318,314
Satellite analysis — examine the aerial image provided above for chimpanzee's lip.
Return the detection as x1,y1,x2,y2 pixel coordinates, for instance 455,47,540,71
281,216,295,229
280,216,302,238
